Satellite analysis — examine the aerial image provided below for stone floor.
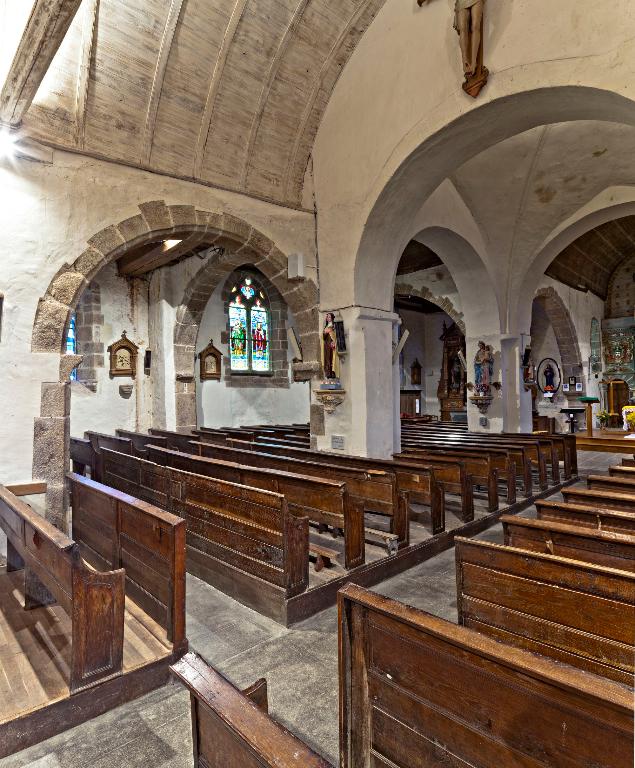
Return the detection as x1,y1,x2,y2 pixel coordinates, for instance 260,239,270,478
0,451,622,767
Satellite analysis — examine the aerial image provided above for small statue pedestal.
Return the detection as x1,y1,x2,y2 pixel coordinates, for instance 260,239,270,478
469,394,493,415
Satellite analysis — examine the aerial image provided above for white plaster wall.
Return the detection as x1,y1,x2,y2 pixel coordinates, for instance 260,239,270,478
0,149,315,482
195,282,310,428
312,0,635,312
70,263,150,437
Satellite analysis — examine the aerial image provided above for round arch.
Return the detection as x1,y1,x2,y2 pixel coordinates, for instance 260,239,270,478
30,199,319,524
532,286,583,382
352,87,635,314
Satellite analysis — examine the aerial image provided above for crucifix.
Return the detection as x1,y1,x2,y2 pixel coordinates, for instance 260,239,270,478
417,0,489,98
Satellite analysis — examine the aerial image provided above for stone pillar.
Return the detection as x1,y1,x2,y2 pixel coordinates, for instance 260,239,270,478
465,334,532,433
316,307,398,458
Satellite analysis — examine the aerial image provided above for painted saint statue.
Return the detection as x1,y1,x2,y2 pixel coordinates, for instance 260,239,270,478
474,341,494,395
322,312,340,380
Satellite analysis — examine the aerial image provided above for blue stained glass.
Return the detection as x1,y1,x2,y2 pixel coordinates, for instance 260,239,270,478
250,305,269,372
241,283,255,301
66,314,77,380
229,302,249,371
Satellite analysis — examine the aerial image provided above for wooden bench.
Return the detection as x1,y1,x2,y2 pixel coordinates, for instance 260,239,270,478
115,429,168,457
404,429,549,493
171,652,332,767
191,441,407,550
229,439,446,535
99,449,314,621
339,583,633,768
70,436,94,476
622,457,635,467
401,432,533,496
610,463,635,478
454,536,635,685
563,486,635,513
145,445,364,570
308,542,339,572
0,478,187,757
501,513,635,573
69,472,187,651
536,499,635,536
0,484,126,694
587,473,635,495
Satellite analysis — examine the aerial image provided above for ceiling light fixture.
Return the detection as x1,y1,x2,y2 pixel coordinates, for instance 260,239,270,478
164,239,182,250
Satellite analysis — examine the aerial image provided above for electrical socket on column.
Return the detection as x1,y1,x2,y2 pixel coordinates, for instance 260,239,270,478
331,435,345,450
479,416,488,428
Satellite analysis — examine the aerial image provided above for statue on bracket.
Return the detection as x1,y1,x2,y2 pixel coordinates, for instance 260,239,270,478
417,0,489,98
467,340,500,414
321,312,341,383
199,339,222,381
108,331,139,378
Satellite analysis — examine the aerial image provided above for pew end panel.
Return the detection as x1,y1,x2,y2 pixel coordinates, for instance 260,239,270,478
338,583,634,768
170,652,333,768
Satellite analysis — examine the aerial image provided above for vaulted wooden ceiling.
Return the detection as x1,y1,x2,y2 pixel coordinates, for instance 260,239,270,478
546,216,635,300
21,0,386,208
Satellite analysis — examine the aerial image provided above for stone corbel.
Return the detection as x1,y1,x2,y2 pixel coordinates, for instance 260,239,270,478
314,389,346,414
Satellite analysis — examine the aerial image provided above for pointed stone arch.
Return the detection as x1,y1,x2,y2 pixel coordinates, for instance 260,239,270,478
393,281,465,335
30,200,319,526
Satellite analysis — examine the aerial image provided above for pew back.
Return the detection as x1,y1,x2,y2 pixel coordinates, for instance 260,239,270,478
339,583,633,768
171,652,332,767
501,513,635,573
455,536,635,685
536,499,635,535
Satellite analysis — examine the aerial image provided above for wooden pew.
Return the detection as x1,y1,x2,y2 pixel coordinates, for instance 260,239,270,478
145,445,365,569
115,429,168,457
84,431,133,482
454,536,635,685
190,441,408,549
69,473,187,651
563,486,635,513
622,457,635,467
402,426,549,492
171,652,332,767
501,514,635,573
0,484,126,694
401,443,516,504
610,463,635,478
401,433,533,496
536,499,635,536
99,449,313,613
70,436,93,476
227,439,447,534
587,473,635,496
339,583,634,768
148,427,198,452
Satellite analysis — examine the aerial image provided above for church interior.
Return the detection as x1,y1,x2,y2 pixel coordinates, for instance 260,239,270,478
0,0,634,765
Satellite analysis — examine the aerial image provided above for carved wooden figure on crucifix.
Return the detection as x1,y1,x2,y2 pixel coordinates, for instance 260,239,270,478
417,0,489,98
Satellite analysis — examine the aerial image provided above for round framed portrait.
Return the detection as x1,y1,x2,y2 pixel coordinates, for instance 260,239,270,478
536,357,561,396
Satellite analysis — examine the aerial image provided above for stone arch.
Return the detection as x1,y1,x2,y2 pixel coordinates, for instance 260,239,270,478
174,258,318,428
30,200,319,526
352,87,635,314
393,282,465,335
532,286,582,382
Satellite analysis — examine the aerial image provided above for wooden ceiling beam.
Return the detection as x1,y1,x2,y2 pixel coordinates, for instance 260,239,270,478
0,0,84,127
118,233,211,277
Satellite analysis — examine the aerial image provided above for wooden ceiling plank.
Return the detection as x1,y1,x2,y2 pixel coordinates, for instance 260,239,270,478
0,0,84,126
193,0,250,180
74,0,99,149
141,0,186,166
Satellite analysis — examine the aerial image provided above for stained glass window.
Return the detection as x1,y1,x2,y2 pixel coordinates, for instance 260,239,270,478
228,275,271,373
66,314,77,381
